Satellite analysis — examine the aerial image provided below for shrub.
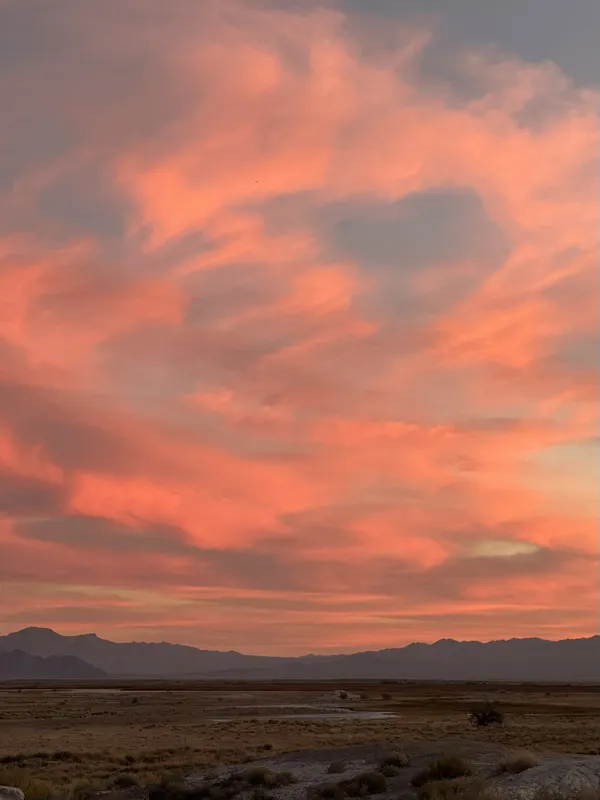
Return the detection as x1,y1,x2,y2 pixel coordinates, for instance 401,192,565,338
411,757,473,788
379,752,410,770
416,778,483,800
315,772,387,799
240,768,293,788
343,771,387,796
499,750,540,774
469,701,504,727
262,743,274,751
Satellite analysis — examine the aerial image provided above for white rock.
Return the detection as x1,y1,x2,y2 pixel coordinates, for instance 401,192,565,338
0,787,25,800
490,757,600,800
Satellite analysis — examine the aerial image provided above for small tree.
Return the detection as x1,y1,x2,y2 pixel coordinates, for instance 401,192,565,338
469,699,504,727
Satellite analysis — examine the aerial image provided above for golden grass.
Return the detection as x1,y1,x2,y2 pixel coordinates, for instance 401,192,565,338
0,766,54,800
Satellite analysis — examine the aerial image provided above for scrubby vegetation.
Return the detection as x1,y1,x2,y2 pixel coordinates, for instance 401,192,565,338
411,756,474,788
149,767,294,800
314,771,387,799
378,751,410,775
469,701,504,727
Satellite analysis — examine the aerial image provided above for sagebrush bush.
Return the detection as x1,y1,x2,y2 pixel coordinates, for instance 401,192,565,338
379,751,410,770
315,771,387,799
411,757,474,788
469,701,504,727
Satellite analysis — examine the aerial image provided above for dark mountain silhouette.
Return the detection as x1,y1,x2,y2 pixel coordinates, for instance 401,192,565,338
0,627,288,677
0,648,107,680
1,627,598,681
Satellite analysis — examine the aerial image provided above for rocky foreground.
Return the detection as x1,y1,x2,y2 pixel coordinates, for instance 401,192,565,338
2,741,600,800
178,741,600,800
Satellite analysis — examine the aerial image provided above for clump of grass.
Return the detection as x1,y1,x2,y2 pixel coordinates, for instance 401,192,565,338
411,757,473,788
327,762,346,775
249,769,293,788
315,771,387,798
416,777,484,800
379,751,410,775
346,771,387,796
499,750,540,774
262,743,274,752
0,766,54,800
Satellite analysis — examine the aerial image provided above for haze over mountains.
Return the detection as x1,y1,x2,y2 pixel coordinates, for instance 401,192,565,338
0,648,106,681
1,628,598,682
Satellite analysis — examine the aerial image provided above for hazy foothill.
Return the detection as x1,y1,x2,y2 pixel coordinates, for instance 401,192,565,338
1,628,599,682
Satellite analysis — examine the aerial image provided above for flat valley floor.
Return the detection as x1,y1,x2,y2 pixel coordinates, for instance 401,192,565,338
1,681,599,792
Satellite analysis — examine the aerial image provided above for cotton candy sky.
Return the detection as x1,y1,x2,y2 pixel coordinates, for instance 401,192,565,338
0,0,598,655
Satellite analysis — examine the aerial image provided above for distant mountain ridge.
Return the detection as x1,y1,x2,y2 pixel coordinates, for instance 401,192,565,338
1,627,598,682
0,648,106,680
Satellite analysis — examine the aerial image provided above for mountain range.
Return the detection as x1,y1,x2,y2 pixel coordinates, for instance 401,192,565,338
1,627,598,682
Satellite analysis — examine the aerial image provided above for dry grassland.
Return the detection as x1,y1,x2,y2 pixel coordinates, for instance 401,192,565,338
0,681,598,795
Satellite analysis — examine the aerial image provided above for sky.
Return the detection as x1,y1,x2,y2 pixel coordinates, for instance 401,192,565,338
0,0,598,656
